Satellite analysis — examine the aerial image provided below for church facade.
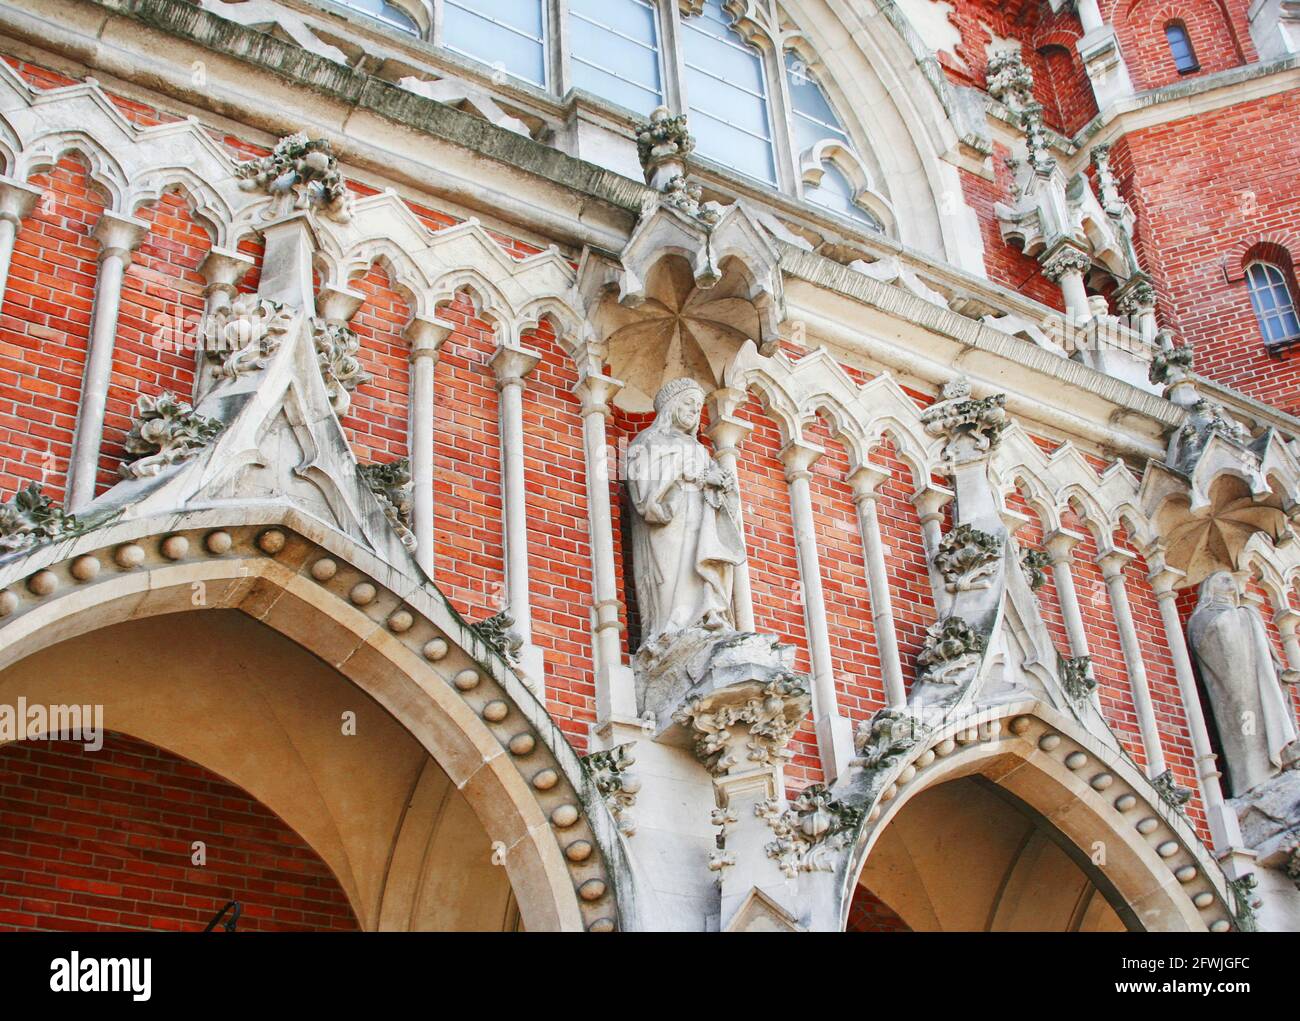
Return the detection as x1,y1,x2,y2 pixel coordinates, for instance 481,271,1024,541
0,0,1298,932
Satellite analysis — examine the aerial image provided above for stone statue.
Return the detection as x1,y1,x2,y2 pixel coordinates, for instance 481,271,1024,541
627,378,745,656
1187,571,1300,797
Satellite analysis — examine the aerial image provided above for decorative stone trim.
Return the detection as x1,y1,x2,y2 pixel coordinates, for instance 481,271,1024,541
916,616,987,686
357,458,416,552
471,608,525,666
236,132,353,223
1020,547,1051,592
922,380,1009,463
310,317,370,415
1150,768,1194,811
583,743,639,837
757,784,863,878
0,519,624,932
203,293,297,380
1040,243,1094,284
851,707,927,773
0,484,80,555
120,392,223,478
672,674,810,776
1060,654,1096,705
986,51,1035,111
934,523,1003,593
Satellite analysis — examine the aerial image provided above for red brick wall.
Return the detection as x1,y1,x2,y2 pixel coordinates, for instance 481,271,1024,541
1108,0,1251,91
1115,91,1300,414
845,884,911,932
0,733,358,932
346,262,412,464
0,155,101,503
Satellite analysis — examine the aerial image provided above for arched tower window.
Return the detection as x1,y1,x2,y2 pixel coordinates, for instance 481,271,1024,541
1246,262,1300,347
443,0,548,87
1164,22,1200,74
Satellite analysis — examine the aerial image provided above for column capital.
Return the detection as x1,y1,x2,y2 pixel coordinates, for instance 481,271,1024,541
1044,527,1086,563
910,484,954,525
406,315,454,360
0,175,42,223
314,283,364,324
1146,561,1187,598
846,463,890,502
1274,606,1300,637
706,411,753,458
778,438,825,482
198,246,255,293
574,370,625,418
92,210,149,263
1096,546,1135,580
489,343,541,389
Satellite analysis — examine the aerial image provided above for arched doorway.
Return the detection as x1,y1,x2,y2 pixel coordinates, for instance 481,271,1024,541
0,515,628,932
849,776,1128,931
0,611,520,930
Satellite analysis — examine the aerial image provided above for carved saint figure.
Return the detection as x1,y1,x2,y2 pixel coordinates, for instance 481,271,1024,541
627,378,745,651
1187,571,1300,797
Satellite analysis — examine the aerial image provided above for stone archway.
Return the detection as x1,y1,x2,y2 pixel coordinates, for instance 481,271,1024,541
0,509,630,933
836,701,1240,933
850,775,1130,931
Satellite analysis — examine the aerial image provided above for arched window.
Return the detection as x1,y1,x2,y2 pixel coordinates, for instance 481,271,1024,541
443,0,548,87
680,0,776,184
412,1,887,233
568,0,663,112
338,0,420,34
1246,262,1300,346
1165,22,1200,74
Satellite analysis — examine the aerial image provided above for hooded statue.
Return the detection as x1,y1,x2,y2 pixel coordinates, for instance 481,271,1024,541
1187,571,1300,797
626,378,746,654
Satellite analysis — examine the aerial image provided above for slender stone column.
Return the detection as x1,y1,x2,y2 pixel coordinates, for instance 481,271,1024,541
847,465,906,709
706,394,756,633
67,211,149,511
195,247,254,401
779,439,852,781
575,369,638,722
0,177,41,309
1274,606,1300,675
406,315,453,575
912,484,955,615
1044,528,1092,660
1097,548,1167,776
1147,560,1244,854
490,342,544,691
1041,243,1094,324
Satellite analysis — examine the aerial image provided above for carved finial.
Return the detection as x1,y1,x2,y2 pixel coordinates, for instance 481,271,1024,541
922,383,1009,464
986,50,1035,111
472,607,524,665
0,484,79,554
120,392,223,479
916,616,988,686
358,458,416,552
236,132,353,223
934,524,1003,594
633,108,721,225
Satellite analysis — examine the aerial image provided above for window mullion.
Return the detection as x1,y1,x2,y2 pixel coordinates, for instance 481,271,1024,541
661,1,690,116
431,0,443,45
766,41,800,198
551,0,572,97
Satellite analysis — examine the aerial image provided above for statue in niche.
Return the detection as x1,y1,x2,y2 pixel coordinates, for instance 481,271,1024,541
627,378,745,659
1187,571,1300,797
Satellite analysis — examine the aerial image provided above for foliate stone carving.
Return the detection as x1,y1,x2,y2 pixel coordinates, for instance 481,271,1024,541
0,484,79,554
1021,105,1057,176
1059,655,1096,705
1173,399,1252,469
1150,768,1193,811
672,674,810,775
203,292,296,380
934,524,1003,593
471,608,524,666
922,380,1009,463
1228,873,1260,932
1148,331,1195,388
756,784,863,878
916,616,988,686
358,458,416,552
986,51,1035,110
708,806,737,875
1021,548,1051,592
584,743,639,837
1117,277,1157,318
633,108,720,224
1039,243,1093,283
310,318,371,415
851,708,927,772
235,132,353,223
120,392,223,479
